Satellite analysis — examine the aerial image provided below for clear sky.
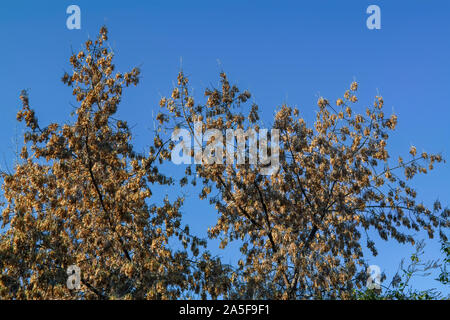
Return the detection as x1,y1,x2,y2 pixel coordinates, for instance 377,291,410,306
0,0,449,296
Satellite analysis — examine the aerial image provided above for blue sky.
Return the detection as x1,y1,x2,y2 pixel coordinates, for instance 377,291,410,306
0,0,449,296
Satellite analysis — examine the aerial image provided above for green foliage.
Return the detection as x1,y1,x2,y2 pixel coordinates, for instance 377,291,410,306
354,240,444,300
437,241,449,285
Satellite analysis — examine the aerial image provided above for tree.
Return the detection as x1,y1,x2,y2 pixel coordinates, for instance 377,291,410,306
157,70,448,299
0,26,448,300
0,27,231,299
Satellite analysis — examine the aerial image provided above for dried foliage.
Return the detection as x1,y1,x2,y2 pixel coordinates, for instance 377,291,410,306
0,27,230,299
0,27,448,300
158,70,448,299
